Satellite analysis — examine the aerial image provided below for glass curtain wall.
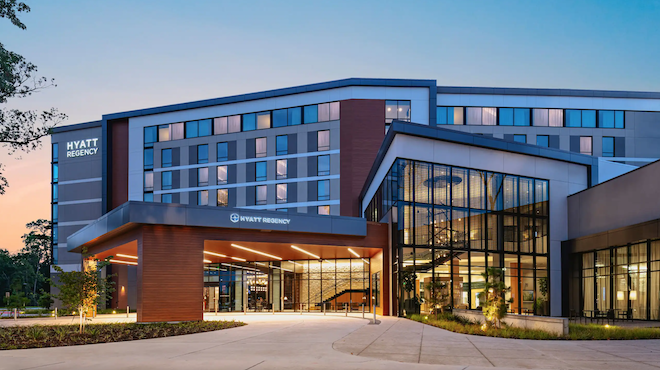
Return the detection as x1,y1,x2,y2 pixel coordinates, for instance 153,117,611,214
203,258,371,313
580,240,658,320
366,158,550,316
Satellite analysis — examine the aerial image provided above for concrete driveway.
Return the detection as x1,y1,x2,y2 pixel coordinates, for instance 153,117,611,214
1,313,659,370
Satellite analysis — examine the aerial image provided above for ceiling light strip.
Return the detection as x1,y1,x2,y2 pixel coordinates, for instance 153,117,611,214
291,245,320,259
109,260,138,266
116,253,138,260
231,244,282,260
348,248,360,258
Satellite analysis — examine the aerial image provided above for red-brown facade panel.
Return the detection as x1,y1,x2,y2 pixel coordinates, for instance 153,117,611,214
110,118,129,210
339,99,386,217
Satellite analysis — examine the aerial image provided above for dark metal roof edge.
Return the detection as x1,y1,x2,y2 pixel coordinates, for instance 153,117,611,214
436,86,660,99
101,78,437,121
358,121,598,202
51,120,103,133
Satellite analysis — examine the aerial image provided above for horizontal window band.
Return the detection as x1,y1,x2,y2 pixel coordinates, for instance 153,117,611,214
58,220,96,227
153,174,340,195
152,149,339,172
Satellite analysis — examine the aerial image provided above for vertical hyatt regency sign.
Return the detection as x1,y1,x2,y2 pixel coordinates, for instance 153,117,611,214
66,138,99,157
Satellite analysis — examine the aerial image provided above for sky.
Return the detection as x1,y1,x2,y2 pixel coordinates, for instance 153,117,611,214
1,0,659,253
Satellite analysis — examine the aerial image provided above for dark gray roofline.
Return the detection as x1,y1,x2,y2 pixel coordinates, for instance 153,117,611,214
102,78,437,121
51,120,102,133
358,121,600,202
437,86,660,99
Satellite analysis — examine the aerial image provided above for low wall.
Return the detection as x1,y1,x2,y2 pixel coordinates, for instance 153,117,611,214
453,309,569,336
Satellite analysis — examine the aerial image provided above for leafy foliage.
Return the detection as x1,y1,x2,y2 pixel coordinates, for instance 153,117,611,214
0,219,52,306
477,267,510,329
0,321,246,350
0,1,66,194
50,253,115,333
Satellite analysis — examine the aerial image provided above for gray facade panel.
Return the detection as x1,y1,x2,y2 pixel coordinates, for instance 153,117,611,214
59,182,102,201
289,158,297,178
288,133,297,154
569,136,580,153
172,147,180,166
288,182,297,203
549,135,560,149
246,186,255,206
614,137,625,157
308,155,318,177
227,140,237,160
307,131,317,152
308,180,317,202
245,138,255,159
245,162,255,182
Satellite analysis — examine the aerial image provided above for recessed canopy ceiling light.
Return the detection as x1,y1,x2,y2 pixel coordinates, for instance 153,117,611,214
291,245,320,259
110,259,138,266
203,259,212,263
231,244,282,260
348,248,360,258
204,251,227,258
231,256,247,262
116,253,138,260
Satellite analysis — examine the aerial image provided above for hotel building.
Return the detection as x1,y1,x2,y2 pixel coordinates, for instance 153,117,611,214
50,78,660,321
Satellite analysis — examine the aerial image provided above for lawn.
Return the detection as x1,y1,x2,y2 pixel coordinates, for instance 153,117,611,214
0,320,245,350
408,313,660,340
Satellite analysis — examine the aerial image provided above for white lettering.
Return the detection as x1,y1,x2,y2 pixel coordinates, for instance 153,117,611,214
236,214,291,225
65,138,100,158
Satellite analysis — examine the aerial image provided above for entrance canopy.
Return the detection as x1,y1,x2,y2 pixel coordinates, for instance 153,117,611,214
66,202,388,322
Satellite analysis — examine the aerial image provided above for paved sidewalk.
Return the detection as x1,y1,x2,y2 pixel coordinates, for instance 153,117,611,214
335,317,660,369
1,314,660,370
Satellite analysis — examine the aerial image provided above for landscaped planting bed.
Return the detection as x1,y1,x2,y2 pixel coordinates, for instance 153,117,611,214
0,320,245,350
409,313,660,340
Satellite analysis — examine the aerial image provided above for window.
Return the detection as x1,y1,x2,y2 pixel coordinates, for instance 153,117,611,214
52,184,58,202
549,109,563,127
197,144,208,164
256,185,267,205
256,161,267,181
580,136,593,155
198,167,209,186
52,143,59,162
317,130,330,151
242,113,256,131
186,121,199,138
276,184,287,203
52,225,58,245
318,103,330,122
144,148,154,170
144,172,154,191
256,137,267,158
170,122,184,140
228,115,241,133
217,165,227,184
257,112,271,130
52,204,58,223
603,137,615,157
217,189,228,207
329,101,340,120
317,155,330,176
162,149,172,168
582,110,596,128
144,193,153,202
161,194,172,203
276,135,288,155
214,117,227,134
467,107,496,125
198,190,208,206
276,159,287,179
318,205,330,215
52,163,58,183
144,126,157,146
536,135,549,147
217,142,228,162
566,110,582,127
273,109,287,128
303,105,318,124
288,107,302,126
158,125,170,141
599,110,625,128
161,171,172,190
513,134,526,143
499,108,514,126
386,100,411,123
533,109,549,127
317,180,330,201
514,108,531,126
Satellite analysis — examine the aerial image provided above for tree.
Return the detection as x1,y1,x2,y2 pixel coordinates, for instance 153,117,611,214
0,1,67,194
51,253,115,333
424,279,450,319
19,219,51,301
477,267,511,329
3,290,29,311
